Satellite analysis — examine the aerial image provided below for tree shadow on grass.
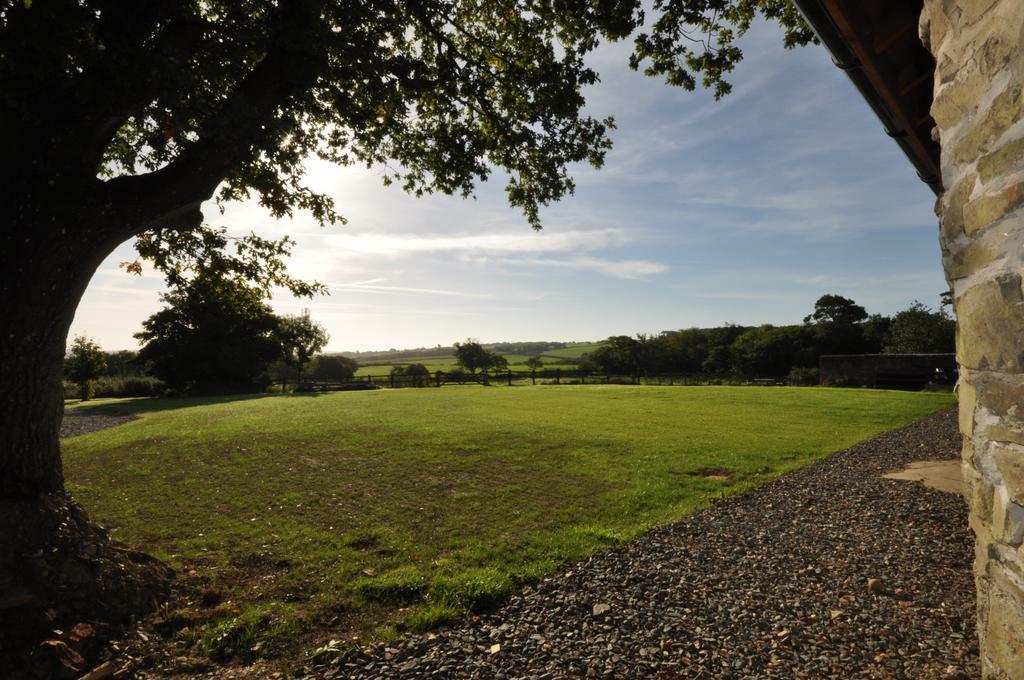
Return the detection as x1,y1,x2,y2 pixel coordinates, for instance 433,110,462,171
67,391,328,417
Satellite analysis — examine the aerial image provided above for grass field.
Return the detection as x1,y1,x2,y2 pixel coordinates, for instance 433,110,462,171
62,386,953,667
537,342,604,359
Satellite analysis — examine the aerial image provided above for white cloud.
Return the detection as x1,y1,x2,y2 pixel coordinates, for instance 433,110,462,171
314,228,630,256
514,256,668,279
327,278,491,298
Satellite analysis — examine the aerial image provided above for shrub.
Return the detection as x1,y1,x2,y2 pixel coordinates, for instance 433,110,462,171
65,377,165,400
446,369,468,384
823,374,858,388
95,376,166,398
786,366,819,386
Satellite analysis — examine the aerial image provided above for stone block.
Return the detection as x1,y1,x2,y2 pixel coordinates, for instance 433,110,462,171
960,0,1001,26
932,58,988,129
953,84,1024,165
918,1,949,56
992,487,1024,546
946,239,1000,279
990,425,1024,447
962,182,1024,235
960,376,978,435
993,443,1024,504
969,468,997,525
990,560,1024,603
985,589,1024,678
977,375,1024,422
978,137,1024,185
991,444,1024,501
939,173,977,246
955,273,1024,371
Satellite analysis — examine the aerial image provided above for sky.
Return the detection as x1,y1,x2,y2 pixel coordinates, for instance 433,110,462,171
70,19,946,353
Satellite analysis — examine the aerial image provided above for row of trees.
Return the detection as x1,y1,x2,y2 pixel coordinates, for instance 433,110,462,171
75,293,952,399
579,295,955,380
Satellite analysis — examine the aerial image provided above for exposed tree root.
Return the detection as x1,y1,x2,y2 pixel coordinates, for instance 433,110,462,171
0,493,172,678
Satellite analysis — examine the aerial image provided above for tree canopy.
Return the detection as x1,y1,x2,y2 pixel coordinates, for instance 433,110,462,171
135,272,283,394
453,339,490,374
803,294,868,326
4,1,813,234
887,302,956,354
525,356,545,372
279,309,330,385
309,354,359,382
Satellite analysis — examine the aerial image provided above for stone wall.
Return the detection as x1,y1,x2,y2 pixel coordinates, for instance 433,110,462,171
920,1,1024,676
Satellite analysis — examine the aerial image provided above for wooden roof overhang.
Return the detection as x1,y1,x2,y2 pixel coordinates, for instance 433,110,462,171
792,0,943,194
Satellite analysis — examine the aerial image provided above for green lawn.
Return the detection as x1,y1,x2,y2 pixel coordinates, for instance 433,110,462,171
62,386,952,665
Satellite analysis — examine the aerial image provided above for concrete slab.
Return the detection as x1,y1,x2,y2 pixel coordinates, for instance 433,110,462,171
883,460,963,494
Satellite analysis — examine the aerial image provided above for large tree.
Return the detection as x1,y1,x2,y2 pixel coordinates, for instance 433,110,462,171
135,271,284,394
1,0,811,499
278,309,330,387
453,339,490,374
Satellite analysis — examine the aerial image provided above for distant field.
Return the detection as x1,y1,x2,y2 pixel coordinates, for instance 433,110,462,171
343,341,604,376
62,386,952,669
354,362,454,376
537,342,604,359
353,351,589,376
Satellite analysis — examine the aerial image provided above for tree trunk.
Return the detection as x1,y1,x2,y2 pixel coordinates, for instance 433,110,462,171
0,214,175,672
0,220,115,499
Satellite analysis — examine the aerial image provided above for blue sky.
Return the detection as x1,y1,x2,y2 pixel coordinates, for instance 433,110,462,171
70,19,945,352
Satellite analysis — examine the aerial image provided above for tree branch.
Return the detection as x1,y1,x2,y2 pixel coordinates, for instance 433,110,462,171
100,0,326,238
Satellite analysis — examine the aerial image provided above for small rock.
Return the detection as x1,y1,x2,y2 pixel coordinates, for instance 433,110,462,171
867,578,885,595
489,644,501,654
30,640,85,680
592,603,611,617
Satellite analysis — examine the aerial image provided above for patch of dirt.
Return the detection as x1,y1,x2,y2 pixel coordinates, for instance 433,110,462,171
60,413,138,438
689,467,735,480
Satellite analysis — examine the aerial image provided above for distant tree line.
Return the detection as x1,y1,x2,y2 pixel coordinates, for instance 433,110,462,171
67,292,954,398
577,295,955,381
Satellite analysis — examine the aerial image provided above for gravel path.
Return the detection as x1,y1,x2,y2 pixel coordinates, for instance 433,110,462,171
316,407,978,679
60,413,136,438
